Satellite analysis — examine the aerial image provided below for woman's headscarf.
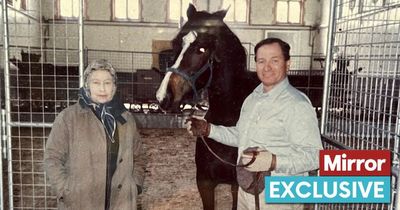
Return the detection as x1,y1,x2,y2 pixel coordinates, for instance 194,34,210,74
78,59,127,142
83,59,118,96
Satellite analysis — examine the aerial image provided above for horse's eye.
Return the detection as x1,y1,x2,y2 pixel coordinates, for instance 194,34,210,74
199,48,206,53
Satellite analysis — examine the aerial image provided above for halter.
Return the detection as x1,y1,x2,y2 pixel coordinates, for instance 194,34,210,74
166,59,213,102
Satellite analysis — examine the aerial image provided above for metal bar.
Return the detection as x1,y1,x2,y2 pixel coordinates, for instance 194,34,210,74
2,1,13,209
79,0,85,86
0,110,5,159
8,122,53,128
394,55,400,210
1,5,39,21
321,135,352,150
321,0,337,135
0,5,4,210
0,109,5,210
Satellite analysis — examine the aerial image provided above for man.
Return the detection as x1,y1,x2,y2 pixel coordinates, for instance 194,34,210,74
187,38,323,210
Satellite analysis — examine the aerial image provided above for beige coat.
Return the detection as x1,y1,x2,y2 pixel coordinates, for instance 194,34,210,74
44,103,144,210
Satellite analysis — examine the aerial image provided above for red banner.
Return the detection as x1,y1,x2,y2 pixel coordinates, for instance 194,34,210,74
319,150,391,176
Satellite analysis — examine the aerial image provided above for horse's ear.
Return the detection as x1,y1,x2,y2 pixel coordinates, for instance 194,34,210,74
187,3,197,20
213,7,229,20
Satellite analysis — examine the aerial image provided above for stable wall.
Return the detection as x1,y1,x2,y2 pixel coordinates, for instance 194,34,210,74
3,0,329,69
47,0,325,52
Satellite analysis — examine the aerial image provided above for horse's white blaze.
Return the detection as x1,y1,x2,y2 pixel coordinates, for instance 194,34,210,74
171,31,197,68
156,71,172,102
156,31,198,102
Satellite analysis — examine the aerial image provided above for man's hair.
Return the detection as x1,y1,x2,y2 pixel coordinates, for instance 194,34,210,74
254,38,291,61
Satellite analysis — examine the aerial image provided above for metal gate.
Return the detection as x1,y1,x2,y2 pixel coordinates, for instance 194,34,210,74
320,0,400,209
2,0,398,210
0,0,84,209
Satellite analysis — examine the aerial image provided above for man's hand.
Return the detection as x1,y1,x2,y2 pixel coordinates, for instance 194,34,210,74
185,117,210,137
241,148,276,172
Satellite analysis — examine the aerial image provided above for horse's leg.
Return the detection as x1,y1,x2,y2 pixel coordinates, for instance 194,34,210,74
230,183,239,210
197,178,217,210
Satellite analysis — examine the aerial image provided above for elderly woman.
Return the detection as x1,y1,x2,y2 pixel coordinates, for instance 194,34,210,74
44,59,144,210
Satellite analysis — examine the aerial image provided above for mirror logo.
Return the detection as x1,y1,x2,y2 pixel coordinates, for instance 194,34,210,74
264,150,391,203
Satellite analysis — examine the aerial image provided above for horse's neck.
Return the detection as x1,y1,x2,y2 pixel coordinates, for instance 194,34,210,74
206,71,259,126
205,33,259,126
206,95,241,126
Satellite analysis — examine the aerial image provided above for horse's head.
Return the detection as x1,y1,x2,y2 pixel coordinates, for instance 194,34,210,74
156,4,236,113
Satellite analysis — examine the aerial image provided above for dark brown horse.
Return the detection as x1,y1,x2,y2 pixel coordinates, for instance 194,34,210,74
156,4,259,210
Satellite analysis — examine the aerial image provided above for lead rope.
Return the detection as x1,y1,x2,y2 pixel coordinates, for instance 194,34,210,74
200,136,261,210
186,105,258,168
200,136,257,168
188,107,260,209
